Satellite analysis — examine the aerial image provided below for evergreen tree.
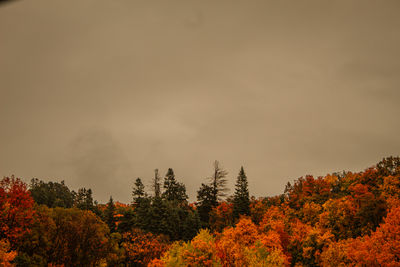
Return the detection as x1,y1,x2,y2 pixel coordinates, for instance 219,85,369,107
105,196,116,232
233,166,250,219
75,188,94,210
29,179,75,208
132,177,146,204
196,183,216,226
74,188,101,216
153,169,161,198
162,168,188,202
209,160,229,203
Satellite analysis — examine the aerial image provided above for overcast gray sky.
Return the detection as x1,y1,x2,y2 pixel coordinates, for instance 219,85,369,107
1,0,399,203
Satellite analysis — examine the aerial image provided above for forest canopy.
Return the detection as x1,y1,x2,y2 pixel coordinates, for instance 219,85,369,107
1,156,400,266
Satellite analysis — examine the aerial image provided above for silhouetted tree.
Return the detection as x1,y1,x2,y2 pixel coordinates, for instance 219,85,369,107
162,168,188,202
29,179,74,208
209,160,229,203
75,188,99,215
233,166,250,219
105,196,116,232
132,177,146,205
153,169,161,199
196,183,216,226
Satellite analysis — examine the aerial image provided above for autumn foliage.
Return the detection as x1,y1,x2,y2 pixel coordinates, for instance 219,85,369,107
0,176,34,246
1,156,400,266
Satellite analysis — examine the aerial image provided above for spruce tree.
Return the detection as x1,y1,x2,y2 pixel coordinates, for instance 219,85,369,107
153,169,161,198
132,177,146,204
233,166,250,219
163,168,188,202
105,196,116,232
196,183,216,226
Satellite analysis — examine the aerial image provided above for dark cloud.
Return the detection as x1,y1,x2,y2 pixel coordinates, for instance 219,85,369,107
66,128,133,202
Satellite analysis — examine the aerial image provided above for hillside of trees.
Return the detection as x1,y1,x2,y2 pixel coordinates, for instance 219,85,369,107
1,157,400,266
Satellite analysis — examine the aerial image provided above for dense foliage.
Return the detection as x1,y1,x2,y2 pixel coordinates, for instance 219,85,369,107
1,157,400,266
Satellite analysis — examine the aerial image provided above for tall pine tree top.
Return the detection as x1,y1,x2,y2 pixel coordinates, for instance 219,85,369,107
105,196,116,232
153,169,161,198
233,166,250,219
132,177,146,204
163,168,187,202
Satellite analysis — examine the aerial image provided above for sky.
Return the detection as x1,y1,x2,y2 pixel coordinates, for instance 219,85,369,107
0,0,399,203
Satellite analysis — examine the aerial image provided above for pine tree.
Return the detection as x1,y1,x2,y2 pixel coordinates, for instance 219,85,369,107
233,166,250,219
75,188,94,210
163,168,188,202
153,169,161,199
196,183,216,226
132,177,146,204
105,196,116,232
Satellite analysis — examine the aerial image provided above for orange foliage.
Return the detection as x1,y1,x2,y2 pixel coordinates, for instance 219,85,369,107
216,217,288,266
182,229,219,266
149,229,219,267
319,197,356,239
0,239,17,266
122,228,169,266
259,206,290,251
321,204,400,266
346,204,400,266
209,202,234,232
249,198,268,224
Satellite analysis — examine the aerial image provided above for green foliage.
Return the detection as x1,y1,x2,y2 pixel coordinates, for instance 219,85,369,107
74,187,100,215
162,168,188,203
105,196,116,233
132,177,146,204
233,166,250,219
196,183,216,226
153,169,162,199
29,178,75,208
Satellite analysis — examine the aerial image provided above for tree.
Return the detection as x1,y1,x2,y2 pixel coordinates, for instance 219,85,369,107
105,196,116,233
74,187,100,215
0,176,35,247
119,228,169,266
209,202,234,232
132,177,146,204
209,160,229,203
376,156,400,176
29,178,75,208
150,229,220,267
49,208,110,266
13,205,55,266
152,169,161,199
321,204,400,266
196,183,216,226
0,239,16,266
216,218,288,266
162,168,188,202
233,166,250,219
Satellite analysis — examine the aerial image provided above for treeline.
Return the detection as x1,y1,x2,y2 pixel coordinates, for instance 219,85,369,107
1,157,400,266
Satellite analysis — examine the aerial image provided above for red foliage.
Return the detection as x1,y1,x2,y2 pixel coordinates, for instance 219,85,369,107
0,176,34,245
209,202,234,232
